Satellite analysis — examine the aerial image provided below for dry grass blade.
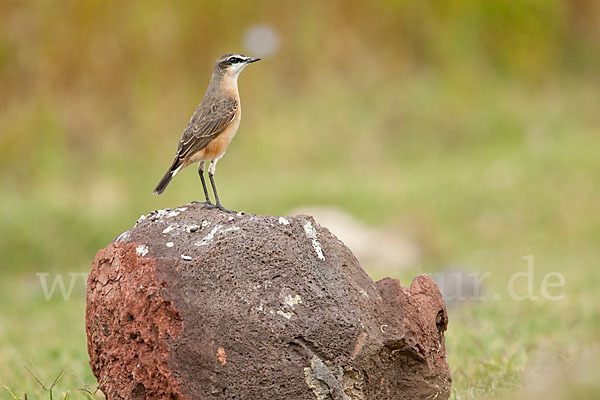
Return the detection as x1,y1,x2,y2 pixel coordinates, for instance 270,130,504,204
71,372,105,396
23,366,65,399
23,366,47,391
2,383,20,400
49,370,65,390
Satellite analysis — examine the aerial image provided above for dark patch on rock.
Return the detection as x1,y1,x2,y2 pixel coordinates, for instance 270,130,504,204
87,204,451,399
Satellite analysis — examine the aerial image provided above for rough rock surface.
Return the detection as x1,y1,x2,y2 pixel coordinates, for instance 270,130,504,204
86,204,451,399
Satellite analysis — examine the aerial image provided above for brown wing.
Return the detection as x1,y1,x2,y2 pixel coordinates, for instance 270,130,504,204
175,97,238,161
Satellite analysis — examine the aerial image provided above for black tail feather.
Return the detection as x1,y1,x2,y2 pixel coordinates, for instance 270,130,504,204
153,158,180,195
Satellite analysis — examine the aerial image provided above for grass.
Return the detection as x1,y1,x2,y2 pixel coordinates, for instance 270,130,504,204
1,73,599,399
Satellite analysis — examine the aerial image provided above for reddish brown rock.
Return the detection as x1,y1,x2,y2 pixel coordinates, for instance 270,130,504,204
86,204,451,399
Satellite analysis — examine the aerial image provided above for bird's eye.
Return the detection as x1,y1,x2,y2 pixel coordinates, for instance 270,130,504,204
228,57,240,64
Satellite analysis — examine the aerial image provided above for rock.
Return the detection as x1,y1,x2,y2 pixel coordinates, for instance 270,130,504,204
86,204,451,399
291,206,421,274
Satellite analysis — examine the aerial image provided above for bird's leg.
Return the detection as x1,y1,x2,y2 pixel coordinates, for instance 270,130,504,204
191,161,213,206
204,173,236,213
202,160,236,213
199,164,211,203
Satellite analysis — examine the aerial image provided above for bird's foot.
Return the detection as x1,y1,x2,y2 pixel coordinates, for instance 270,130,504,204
192,200,213,206
202,203,236,214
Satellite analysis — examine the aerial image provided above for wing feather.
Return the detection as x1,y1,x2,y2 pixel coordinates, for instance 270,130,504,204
176,97,238,161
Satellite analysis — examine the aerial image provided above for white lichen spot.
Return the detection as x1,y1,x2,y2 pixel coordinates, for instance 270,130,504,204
181,254,192,261
154,209,169,220
303,221,325,260
278,217,290,225
256,303,264,312
136,245,148,257
277,310,294,320
284,294,302,309
201,220,210,229
304,355,345,398
162,225,175,234
166,242,174,248
195,225,222,246
166,210,180,218
176,207,188,212
115,231,130,243
194,225,240,246
136,214,147,225
228,216,235,221
359,289,369,297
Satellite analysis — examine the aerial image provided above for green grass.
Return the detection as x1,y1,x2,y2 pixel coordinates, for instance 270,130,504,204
1,75,599,399
0,277,102,398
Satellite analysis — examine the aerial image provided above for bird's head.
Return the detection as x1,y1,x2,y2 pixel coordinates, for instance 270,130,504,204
214,53,261,78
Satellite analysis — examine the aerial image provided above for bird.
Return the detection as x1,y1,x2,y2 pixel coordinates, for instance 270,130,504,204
153,53,260,213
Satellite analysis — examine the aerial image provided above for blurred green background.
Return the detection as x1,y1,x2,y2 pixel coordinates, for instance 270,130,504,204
1,1,599,398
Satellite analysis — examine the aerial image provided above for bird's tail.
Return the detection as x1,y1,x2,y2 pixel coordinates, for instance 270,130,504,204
153,158,182,195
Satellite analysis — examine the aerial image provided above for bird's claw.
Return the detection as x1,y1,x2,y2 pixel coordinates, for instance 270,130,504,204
202,204,236,214
192,200,213,206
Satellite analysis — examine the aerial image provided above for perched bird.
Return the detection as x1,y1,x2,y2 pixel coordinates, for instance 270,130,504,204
154,53,260,213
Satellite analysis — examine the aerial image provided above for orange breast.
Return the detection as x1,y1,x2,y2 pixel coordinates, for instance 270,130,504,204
195,105,242,162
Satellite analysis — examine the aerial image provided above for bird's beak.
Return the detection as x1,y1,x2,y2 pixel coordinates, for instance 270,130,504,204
245,57,261,64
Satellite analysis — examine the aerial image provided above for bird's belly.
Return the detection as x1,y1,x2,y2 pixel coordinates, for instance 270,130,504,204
193,111,241,162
